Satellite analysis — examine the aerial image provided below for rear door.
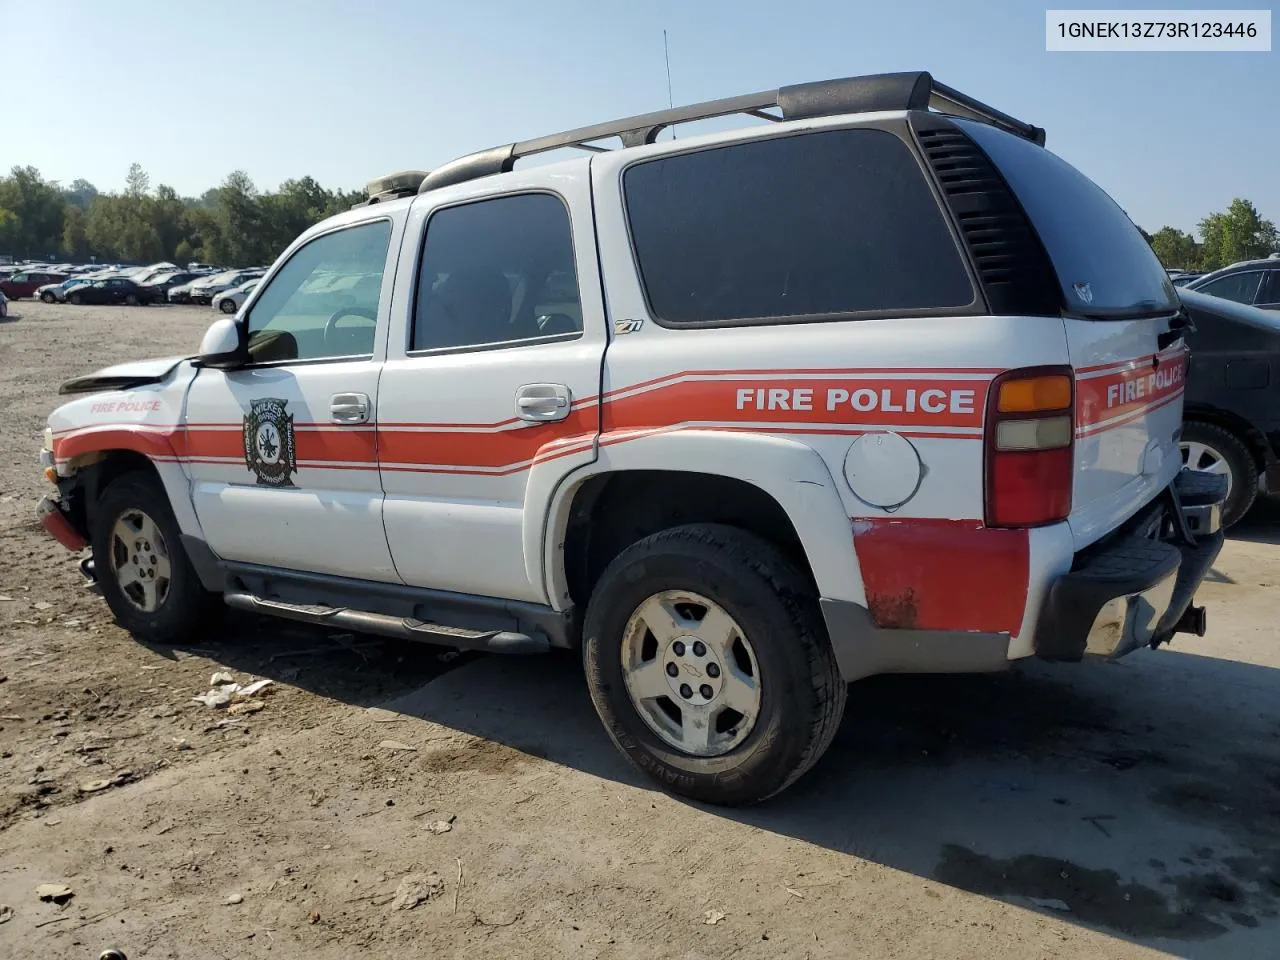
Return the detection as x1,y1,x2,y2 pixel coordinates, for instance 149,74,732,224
958,120,1187,548
376,162,606,604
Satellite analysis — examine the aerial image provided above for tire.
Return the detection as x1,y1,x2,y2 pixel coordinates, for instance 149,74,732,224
124,293,139,306
90,472,220,643
219,298,238,314
68,292,83,305
583,523,846,806
1181,421,1258,528
40,291,56,303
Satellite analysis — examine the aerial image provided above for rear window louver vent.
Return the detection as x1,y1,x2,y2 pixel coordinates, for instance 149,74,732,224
916,124,1061,317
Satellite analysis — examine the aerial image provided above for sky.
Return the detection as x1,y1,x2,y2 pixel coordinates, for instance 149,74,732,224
2,0,1275,236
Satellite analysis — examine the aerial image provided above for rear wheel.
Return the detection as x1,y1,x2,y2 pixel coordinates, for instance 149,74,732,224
583,523,846,805
90,472,220,643
124,293,139,306
1180,421,1257,527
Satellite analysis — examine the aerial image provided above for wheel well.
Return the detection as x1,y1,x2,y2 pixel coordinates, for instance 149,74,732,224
562,470,817,609
69,450,161,534
1182,406,1270,470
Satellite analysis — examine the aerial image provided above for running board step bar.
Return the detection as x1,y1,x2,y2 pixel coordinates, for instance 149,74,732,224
223,591,550,654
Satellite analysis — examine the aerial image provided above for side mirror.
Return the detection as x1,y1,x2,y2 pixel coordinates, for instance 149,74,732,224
196,316,246,369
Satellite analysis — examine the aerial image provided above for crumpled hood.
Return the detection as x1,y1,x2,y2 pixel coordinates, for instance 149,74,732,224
58,355,194,396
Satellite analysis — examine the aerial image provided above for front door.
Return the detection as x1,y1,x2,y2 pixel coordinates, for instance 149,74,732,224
377,165,606,604
184,215,404,581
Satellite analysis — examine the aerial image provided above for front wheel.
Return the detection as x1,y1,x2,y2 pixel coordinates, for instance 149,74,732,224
90,472,220,643
68,292,83,305
219,298,238,314
583,523,846,805
40,291,56,303
124,293,139,306
1180,421,1258,527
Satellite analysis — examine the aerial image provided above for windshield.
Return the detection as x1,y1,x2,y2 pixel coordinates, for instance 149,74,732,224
956,120,1178,318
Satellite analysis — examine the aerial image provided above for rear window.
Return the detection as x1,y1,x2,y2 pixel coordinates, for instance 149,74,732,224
622,129,975,326
957,119,1178,318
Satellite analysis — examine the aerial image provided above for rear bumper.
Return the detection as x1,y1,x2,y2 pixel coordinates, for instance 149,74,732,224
1034,471,1227,661
38,495,88,552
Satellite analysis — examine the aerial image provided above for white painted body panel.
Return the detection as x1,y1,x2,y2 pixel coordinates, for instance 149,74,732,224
377,160,607,603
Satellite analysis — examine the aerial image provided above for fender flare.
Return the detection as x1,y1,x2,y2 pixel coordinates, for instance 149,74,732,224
528,429,867,609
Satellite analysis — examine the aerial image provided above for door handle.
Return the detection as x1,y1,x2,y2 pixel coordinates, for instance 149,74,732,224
515,383,571,422
330,392,371,425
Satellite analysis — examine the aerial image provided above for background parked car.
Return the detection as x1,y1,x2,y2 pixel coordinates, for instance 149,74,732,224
1184,256,1280,310
167,280,200,304
66,277,156,306
211,277,260,314
1171,273,1203,287
37,277,94,303
0,269,68,299
1178,286,1280,526
189,269,263,304
139,271,199,301
0,290,8,319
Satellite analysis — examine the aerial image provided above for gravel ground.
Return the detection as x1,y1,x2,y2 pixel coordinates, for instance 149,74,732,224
1,300,1279,960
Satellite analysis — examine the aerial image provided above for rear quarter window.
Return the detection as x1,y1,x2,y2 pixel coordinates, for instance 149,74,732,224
622,128,976,326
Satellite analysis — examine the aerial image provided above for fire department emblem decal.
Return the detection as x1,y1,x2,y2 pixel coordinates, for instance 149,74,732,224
243,398,297,487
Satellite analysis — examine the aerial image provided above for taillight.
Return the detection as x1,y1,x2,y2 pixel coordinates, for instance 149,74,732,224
985,367,1074,528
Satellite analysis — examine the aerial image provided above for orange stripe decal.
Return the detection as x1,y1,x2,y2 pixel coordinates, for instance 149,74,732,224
1075,348,1188,432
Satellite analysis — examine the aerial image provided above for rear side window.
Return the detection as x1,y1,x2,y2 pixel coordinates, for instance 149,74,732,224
623,129,975,326
1194,271,1263,305
957,120,1178,319
411,193,582,352
1257,270,1280,306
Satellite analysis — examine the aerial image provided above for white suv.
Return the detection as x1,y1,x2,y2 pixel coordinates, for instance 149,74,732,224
38,72,1225,805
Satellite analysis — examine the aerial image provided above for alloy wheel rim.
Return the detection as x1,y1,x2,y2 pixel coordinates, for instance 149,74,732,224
620,590,762,757
108,508,172,613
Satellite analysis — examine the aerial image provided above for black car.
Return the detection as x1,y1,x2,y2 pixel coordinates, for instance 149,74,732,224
1184,255,1280,311
65,277,156,306
138,271,198,301
1178,286,1280,526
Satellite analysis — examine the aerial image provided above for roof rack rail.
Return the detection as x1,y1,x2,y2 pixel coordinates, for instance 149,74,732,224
419,71,1044,195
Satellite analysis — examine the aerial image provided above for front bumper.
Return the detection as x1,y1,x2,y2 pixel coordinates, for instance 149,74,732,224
38,495,88,551
1036,471,1227,661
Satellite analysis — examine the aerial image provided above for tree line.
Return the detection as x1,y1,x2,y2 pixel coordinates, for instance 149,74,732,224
1142,198,1279,273
0,164,365,268
1,162,1276,274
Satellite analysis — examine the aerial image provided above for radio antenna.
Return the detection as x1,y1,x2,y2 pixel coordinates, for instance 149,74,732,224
663,29,675,140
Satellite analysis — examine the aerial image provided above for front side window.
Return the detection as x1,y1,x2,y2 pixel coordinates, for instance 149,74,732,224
245,219,392,363
1195,271,1263,305
623,128,975,326
411,193,582,352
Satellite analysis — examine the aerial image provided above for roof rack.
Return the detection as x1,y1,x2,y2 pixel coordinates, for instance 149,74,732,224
418,71,1045,195
357,170,432,208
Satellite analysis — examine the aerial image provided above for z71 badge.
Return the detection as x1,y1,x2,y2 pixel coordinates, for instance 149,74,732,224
243,398,297,487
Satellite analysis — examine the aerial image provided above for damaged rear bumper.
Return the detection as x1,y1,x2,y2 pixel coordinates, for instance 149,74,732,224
1035,471,1227,662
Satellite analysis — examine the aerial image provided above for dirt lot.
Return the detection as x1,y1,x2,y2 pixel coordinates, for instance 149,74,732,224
1,300,1279,960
